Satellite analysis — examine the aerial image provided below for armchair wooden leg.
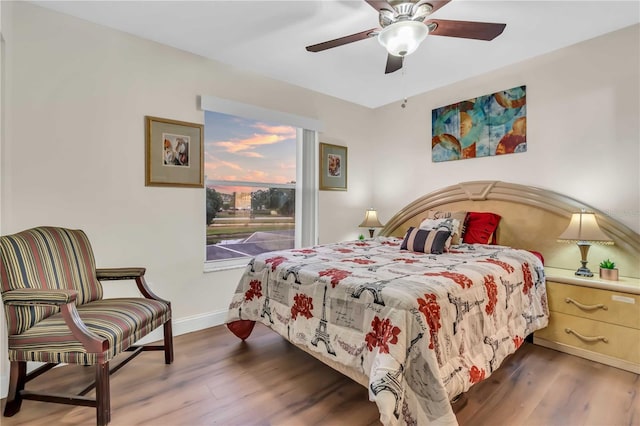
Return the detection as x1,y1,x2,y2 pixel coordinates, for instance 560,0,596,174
163,319,174,364
96,361,110,426
3,361,26,417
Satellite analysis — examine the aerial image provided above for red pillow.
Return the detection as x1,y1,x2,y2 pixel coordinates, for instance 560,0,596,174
528,250,545,265
462,212,501,244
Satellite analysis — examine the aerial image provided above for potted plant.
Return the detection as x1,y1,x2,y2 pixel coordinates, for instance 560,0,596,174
599,259,619,281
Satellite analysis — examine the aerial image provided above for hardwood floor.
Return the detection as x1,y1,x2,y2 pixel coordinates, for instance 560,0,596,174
1,323,638,425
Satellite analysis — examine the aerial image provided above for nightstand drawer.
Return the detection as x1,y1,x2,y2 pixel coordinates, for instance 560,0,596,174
535,311,640,365
546,281,640,329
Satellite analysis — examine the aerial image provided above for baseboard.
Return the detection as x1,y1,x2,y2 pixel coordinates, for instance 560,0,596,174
1,367,10,401
136,308,229,345
0,309,229,399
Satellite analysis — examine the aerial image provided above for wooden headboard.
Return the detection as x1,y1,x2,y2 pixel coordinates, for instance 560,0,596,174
379,181,640,278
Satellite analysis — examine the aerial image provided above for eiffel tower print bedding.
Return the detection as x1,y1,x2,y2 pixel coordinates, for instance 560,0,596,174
226,237,549,426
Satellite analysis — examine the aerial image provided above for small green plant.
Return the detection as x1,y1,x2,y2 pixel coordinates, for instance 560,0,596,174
599,259,616,269
358,234,365,241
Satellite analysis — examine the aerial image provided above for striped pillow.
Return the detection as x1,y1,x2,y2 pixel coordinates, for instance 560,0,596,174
400,227,451,254
418,217,461,251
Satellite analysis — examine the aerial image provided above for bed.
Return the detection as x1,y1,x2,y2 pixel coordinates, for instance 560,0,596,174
225,181,639,425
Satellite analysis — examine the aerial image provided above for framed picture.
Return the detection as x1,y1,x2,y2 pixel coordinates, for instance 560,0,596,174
319,142,347,191
145,116,204,188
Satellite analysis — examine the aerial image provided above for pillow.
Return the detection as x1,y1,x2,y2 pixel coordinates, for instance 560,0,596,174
400,227,451,254
425,210,467,245
528,250,545,265
418,217,461,251
463,212,501,244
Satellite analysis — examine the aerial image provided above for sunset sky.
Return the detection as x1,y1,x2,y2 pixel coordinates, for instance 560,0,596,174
204,111,296,186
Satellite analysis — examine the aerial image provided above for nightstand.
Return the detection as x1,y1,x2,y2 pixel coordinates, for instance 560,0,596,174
534,267,640,374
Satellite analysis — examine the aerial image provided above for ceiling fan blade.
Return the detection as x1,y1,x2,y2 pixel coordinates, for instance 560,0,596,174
364,0,395,13
385,54,403,74
426,19,506,41
306,28,378,52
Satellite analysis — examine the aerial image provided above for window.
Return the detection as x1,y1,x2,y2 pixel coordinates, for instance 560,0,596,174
200,96,321,271
205,111,296,262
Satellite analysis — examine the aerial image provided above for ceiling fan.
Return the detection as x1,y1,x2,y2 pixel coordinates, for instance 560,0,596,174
305,0,506,74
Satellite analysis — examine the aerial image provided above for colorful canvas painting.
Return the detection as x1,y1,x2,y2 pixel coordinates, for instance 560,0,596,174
432,85,526,162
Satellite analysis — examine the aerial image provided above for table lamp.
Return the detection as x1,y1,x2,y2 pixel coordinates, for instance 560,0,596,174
557,210,613,277
359,208,384,238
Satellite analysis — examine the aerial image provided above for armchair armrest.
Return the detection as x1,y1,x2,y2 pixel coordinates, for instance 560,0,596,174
96,267,146,280
4,289,107,353
60,302,109,353
96,267,169,306
3,288,78,306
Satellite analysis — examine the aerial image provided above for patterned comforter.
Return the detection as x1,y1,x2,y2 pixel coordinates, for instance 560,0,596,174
226,237,548,425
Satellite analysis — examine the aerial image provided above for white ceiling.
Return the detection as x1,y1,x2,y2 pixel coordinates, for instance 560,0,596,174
31,0,640,109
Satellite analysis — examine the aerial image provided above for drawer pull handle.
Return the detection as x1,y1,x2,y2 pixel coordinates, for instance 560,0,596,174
565,297,608,311
564,328,609,344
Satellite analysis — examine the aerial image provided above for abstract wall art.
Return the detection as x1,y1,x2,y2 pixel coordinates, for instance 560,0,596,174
432,85,527,162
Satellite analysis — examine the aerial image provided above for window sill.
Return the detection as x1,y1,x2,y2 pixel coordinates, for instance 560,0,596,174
203,258,251,273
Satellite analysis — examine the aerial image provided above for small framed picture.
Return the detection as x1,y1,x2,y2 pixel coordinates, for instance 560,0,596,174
319,142,347,191
145,116,204,188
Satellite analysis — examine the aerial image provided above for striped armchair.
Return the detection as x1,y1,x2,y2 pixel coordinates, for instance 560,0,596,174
0,227,173,425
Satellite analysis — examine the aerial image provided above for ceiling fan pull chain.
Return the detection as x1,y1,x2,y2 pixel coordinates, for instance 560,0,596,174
401,67,408,109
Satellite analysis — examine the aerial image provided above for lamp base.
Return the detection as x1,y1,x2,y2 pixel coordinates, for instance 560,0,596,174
368,229,375,238
574,266,593,277
574,242,593,277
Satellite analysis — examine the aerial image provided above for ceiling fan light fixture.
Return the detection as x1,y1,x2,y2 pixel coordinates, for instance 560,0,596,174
378,20,429,57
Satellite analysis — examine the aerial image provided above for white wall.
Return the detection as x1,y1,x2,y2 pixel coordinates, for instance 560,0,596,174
370,24,640,236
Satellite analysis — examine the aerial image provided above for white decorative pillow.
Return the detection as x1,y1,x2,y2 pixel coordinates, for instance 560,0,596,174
419,218,461,250
426,210,467,245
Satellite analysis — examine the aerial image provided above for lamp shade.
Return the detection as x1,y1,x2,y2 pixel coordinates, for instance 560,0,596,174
359,209,384,228
378,21,429,57
557,211,613,244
